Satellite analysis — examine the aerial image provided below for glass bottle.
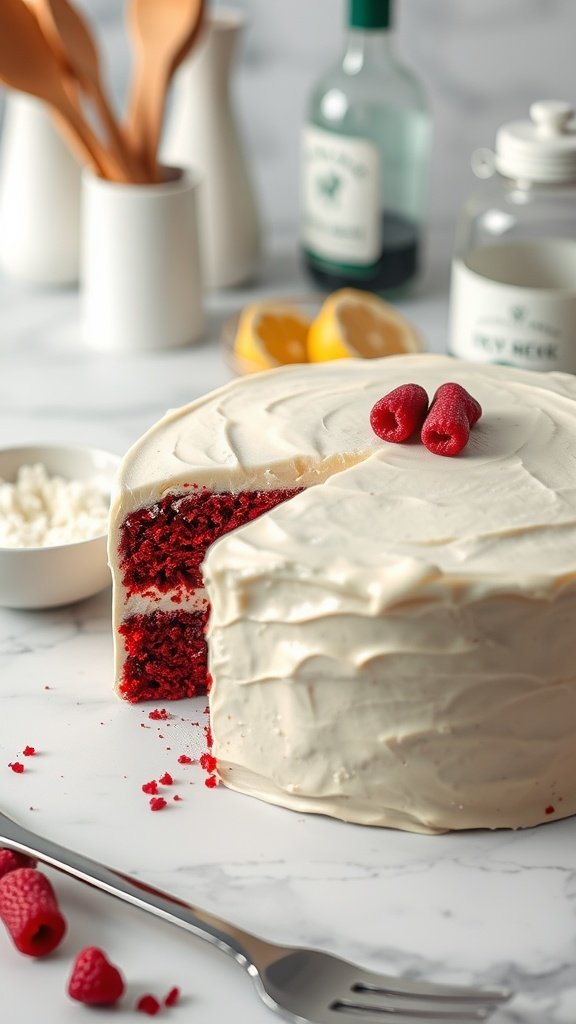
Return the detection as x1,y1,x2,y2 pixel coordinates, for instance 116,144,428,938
300,0,431,296
449,101,576,373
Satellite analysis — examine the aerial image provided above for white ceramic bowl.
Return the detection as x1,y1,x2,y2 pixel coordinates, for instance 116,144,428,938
0,444,120,609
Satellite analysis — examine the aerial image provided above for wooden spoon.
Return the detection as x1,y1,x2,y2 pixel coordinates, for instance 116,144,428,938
126,0,205,180
0,0,128,180
27,0,149,183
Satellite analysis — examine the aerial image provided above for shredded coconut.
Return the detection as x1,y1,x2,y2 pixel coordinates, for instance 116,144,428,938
0,463,110,548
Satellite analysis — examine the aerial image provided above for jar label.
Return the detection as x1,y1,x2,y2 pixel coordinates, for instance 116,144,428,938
449,254,576,373
301,126,380,265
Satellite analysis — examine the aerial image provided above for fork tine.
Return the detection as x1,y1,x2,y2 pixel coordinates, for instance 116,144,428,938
328,1008,499,1024
322,969,512,1024
259,948,511,1024
338,990,496,1018
349,970,512,1005
330,991,502,1022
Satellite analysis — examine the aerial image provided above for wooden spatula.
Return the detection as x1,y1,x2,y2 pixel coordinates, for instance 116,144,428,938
27,0,148,182
0,0,127,180
126,0,205,180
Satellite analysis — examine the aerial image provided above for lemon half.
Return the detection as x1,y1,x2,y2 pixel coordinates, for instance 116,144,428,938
233,303,311,373
307,288,422,363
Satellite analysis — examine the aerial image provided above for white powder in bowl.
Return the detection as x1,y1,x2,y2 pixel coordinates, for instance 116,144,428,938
0,463,110,548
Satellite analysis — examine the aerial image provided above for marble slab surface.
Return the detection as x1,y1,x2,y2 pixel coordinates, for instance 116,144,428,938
1,232,575,1024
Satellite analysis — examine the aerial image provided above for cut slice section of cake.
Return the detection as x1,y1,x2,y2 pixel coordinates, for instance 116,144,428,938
108,358,378,702
115,486,302,700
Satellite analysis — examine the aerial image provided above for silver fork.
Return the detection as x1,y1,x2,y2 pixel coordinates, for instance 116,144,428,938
0,809,512,1024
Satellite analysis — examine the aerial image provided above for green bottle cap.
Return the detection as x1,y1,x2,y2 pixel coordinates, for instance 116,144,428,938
348,0,392,29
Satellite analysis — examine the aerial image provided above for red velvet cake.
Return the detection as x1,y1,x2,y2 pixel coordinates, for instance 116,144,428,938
108,355,576,831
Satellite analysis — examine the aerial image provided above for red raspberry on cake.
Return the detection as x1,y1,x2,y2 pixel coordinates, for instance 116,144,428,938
68,946,125,1006
370,383,429,443
0,867,66,956
421,382,482,457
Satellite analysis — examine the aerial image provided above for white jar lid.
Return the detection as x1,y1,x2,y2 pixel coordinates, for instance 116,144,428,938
495,100,576,183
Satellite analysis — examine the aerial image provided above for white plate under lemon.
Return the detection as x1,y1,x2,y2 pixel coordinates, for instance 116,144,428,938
223,288,424,375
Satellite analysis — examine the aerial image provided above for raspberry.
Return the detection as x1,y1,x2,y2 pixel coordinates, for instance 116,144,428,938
9,762,24,774
137,994,161,1015
67,946,125,1005
370,384,429,443
177,754,193,765
159,772,173,785
142,780,159,795
165,986,180,1006
0,867,66,956
22,746,36,757
205,776,218,789
0,849,36,880
421,382,482,457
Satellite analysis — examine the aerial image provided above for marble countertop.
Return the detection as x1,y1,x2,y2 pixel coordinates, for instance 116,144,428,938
1,228,575,1024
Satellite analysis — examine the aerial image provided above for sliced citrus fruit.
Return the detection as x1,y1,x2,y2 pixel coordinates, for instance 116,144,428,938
307,288,422,363
233,303,311,373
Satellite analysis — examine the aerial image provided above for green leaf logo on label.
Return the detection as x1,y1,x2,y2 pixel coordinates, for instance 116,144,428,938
510,305,527,324
316,172,342,202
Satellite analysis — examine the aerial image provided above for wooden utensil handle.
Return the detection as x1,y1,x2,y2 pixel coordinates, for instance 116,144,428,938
50,107,102,175
140,68,169,181
90,82,149,183
60,85,132,181
125,64,162,181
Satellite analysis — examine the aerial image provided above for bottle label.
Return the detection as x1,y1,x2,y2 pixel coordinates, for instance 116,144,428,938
301,125,380,265
449,251,576,373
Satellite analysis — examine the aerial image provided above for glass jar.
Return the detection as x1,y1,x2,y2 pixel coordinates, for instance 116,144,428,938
449,101,576,372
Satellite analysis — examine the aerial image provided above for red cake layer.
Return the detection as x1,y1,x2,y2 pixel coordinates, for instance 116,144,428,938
119,487,303,596
118,487,304,701
119,608,209,702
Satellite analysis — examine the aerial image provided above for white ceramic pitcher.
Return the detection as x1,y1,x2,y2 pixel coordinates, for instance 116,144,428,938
0,94,81,286
161,8,261,289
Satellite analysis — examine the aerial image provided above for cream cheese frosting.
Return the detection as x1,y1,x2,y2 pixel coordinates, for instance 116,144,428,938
110,354,576,832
